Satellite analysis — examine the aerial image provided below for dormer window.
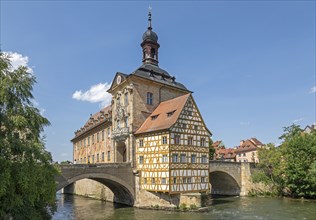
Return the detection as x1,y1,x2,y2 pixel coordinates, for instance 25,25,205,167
167,110,176,117
151,114,159,120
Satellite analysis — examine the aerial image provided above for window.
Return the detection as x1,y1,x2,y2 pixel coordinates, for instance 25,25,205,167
88,156,90,163
92,155,95,163
191,154,196,163
151,115,159,120
182,124,187,129
102,152,105,161
162,155,168,163
188,111,192,116
180,154,186,163
175,135,180,145
172,154,178,163
183,177,187,183
96,154,99,162
139,156,144,164
84,138,86,147
244,159,247,162
144,178,147,184
201,138,205,147
194,125,198,130
243,153,246,156
152,178,155,184
125,93,128,106
117,120,120,129
107,151,110,161
84,157,86,163
139,139,144,147
187,177,192,183
238,153,241,157
125,117,129,127
161,178,166,184
188,137,193,145
92,134,94,144
173,177,177,184
97,132,100,142
167,110,175,117
162,136,167,144
88,136,90,145
201,177,206,183
147,92,153,105
102,130,104,141
201,155,207,163
150,48,156,59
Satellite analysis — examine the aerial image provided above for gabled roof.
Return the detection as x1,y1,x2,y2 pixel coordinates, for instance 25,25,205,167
107,72,128,92
216,148,236,159
135,94,190,134
235,138,263,153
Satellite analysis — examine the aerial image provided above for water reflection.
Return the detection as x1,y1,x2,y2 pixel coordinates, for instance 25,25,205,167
53,193,316,220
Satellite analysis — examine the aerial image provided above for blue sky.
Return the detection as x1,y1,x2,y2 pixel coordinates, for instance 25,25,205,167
1,1,315,162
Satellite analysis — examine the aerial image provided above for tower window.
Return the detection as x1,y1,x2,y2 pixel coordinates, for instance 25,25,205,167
147,92,153,105
150,48,156,59
125,93,129,106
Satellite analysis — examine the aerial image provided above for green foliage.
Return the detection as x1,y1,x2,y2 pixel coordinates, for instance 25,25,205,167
189,204,197,210
0,52,58,219
251,170,272,184
256,125,316,199
179,203,187,210
209,138,215,160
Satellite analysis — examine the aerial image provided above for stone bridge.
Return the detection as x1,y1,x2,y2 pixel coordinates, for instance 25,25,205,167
209,161,255,196
55,163,135,205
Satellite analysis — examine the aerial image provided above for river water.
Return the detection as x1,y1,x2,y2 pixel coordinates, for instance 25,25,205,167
52,193,316,220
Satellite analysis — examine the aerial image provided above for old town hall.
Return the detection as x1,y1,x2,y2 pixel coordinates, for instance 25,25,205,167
71,11,212,196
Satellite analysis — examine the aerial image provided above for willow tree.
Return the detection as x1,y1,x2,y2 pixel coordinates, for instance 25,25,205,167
0,52,57,219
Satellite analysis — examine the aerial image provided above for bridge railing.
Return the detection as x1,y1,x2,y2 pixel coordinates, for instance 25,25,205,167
58,162,132,169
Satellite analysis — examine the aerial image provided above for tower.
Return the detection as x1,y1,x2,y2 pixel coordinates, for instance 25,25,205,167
141,9,160,66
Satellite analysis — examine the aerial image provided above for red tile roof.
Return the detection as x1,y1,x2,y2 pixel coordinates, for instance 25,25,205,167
235,138,263,153
135,94,190,134
216,148,236,159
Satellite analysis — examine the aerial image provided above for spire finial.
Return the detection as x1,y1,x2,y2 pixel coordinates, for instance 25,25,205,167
148,6,152,30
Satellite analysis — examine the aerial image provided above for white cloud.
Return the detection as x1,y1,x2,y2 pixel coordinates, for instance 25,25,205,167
293,118,304,123
310,86,316,93
5,51,34,74
72,82,112,107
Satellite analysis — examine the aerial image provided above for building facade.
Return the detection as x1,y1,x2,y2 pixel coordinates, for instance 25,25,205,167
235,138,263,163
71,11,211,197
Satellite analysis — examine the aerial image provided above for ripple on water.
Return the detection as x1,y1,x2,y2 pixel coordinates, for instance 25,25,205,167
53,194,316,220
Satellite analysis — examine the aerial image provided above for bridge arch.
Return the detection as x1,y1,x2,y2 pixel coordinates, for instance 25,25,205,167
209,171,240,195
55,164,135,206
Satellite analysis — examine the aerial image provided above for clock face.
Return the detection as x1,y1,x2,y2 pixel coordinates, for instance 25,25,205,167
117,75,122,84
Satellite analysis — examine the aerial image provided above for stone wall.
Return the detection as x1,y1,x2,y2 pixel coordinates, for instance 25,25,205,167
64,179,115,202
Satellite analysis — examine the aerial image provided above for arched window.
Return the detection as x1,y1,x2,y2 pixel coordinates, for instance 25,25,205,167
150,48,156,59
